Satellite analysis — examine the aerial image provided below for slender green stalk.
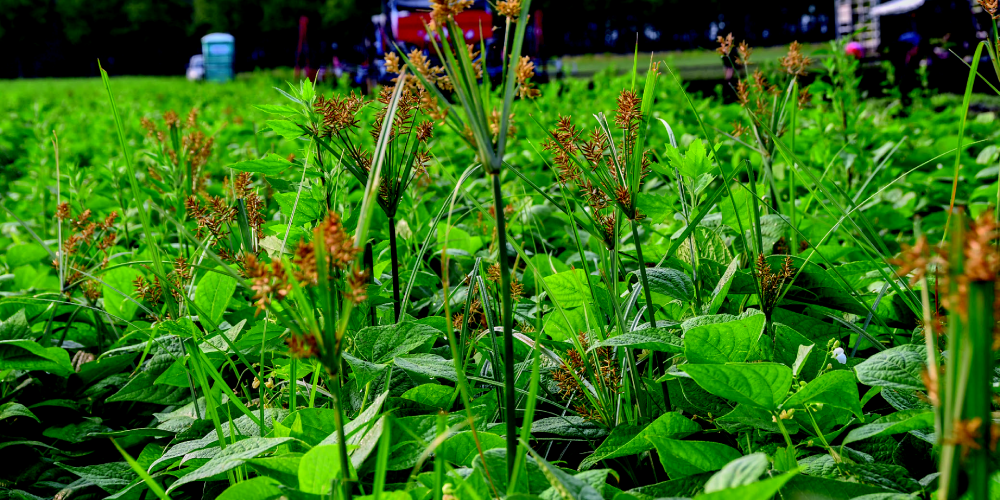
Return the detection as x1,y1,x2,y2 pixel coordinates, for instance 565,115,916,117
331,371,352,500
289,356,297,411
491,172,517,477
388,216,402,321
964,280,994,500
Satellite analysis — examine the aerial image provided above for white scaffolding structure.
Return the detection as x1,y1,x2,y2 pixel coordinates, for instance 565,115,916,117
835,0,881,51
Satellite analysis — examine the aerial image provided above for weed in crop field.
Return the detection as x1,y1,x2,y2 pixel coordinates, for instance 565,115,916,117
7,5,1000,499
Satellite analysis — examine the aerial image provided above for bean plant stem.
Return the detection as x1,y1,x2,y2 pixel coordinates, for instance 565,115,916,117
490,172,517,477
388,216,401,322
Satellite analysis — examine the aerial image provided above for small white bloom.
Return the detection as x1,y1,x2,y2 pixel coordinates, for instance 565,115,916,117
832,347,847,364
396,219,412,240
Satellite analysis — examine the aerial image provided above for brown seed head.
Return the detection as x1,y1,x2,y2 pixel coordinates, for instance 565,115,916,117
716,33,734,57
780,41,811,77
497,0,521,19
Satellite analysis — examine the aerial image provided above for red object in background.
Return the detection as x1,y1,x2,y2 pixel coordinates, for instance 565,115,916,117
394,10,492,46
295,15,315,80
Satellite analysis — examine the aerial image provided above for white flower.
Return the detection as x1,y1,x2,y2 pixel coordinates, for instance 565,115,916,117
832,347,847,365
396,219,412,240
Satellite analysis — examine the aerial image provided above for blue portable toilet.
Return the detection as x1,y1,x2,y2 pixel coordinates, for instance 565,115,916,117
201,33,235,82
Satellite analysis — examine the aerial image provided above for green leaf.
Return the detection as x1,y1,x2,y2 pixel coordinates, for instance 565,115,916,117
57,462,135,493
275,192,321,225
266,119,304,140
194,268,237,328
543,270,593,308
0,402,38,423
0,339,74,376
246,454,301,489
636,193,673,224
343,353,388,389
593,327,683,353
103,266,142,321
531,417,609,439
703,453,769,493
684,312,765,364
298,444,346,495
394,353,458,382
854,344,926,391
528,447,604,500
0,309,30,340
696,471,797,500
401,384,454,410
440,431,505,467
782,370,863,418
6,243,49,268
664,139,712,179
229,154,293,175
166,437,292,492
708,256,740,315
217,476,285,500
841,409,934,446
645,268,695,302
682,363,793,411
647,437,742,479
579,412,700,470
354,321,437,364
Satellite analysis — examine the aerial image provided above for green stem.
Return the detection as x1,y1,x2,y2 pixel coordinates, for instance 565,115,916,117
389,216,402,322
772,412,795,448
965,281,994,500
331,369,353,500
289,356,297,411
490,172,517,478
630,220,671,411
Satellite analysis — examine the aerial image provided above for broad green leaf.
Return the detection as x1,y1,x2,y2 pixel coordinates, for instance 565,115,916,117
401,383,454,409
229,153,293,175
194,268,237,327
246,454,302,489
343,353,388,389
543,269,593,308
57,462,135,493
440,431,505,467
217,476,285,500
253,104,297,116
266,119,304,140
394,353,457,382
636,193,672,223
103,266,142,321
682,363,793,411
0,339,74,376
531,416,608,439
703,453,769,493
664,139,712,179
684,312,765,364
841,409,934,446
527,447,604,500
0,402,38,423
781,475,899,499
472,448,550,494
854,344,925,391
696,471,797,500
6,243,49,268
782,370,863,418
791,344,813,377
593,327,683,353
275,192,321,225
354,321,437,364
298,444,346,495
166,437,292,492
437,224,483,256
647,437,742,479
579,412,700,470
0,309,30,340
645,267,695,303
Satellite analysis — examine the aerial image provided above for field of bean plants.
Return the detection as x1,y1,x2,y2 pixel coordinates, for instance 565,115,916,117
4,2,1000,499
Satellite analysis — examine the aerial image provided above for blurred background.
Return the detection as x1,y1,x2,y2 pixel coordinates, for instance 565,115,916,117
0,0,994,94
